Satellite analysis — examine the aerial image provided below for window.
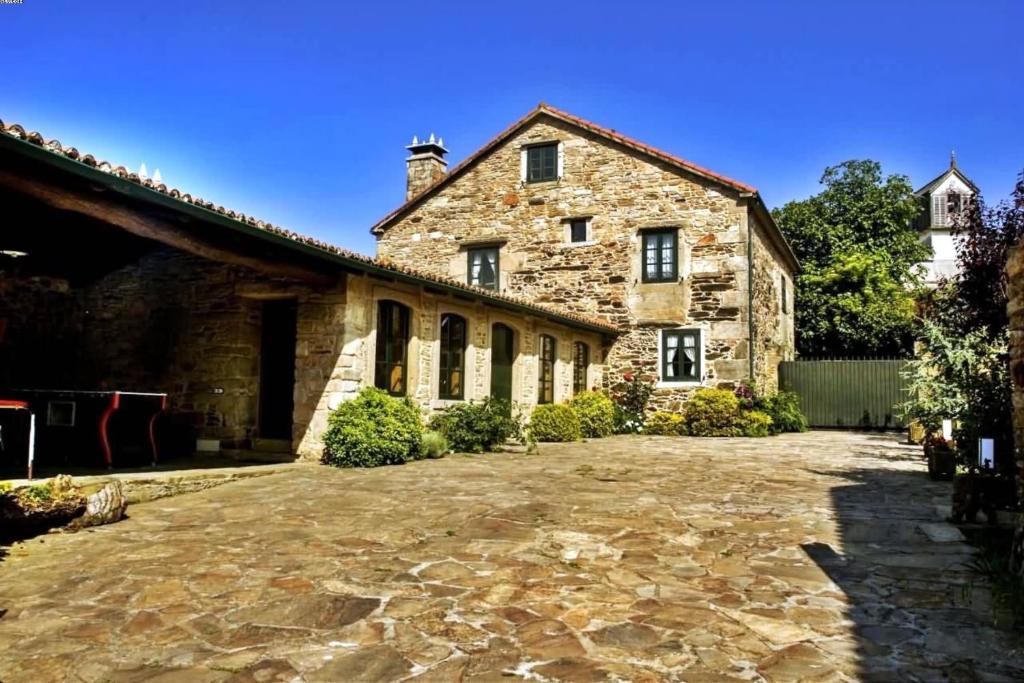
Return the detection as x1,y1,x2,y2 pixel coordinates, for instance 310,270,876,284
569,219,588,243
538,334,556,404
661,329,701,383
438,314,467,400
781,277,788,314
947,191,962,216
573,342,589,395
642,229,678,283
526,143,558,183
374,300,410,396
468,248,499,290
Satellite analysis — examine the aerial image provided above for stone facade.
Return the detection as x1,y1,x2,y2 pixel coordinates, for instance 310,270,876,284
1008,243,1024,505
2,245,604,462
375,112,796,408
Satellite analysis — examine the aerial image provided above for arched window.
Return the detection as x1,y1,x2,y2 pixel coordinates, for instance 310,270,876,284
375,300,410,396
439,314,467,400
573,342,589,395
538,334,556,404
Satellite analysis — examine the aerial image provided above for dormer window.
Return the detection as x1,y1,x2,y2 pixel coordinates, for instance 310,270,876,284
526,143,558,183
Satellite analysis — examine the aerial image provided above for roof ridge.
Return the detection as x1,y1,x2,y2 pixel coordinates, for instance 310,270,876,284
0,116,619,335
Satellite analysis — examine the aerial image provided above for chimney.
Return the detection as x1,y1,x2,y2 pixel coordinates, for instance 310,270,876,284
405,133,448,200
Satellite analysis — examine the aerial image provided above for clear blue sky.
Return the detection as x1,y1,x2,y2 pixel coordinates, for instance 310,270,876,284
3,1,1021,254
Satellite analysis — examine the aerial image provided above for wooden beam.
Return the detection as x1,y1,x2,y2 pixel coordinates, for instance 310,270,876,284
0,170,337,288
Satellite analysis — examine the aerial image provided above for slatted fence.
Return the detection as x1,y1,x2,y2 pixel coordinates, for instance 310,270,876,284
778,359,909,429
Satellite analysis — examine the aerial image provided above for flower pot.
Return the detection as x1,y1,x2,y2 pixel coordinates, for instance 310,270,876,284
926,444,956,481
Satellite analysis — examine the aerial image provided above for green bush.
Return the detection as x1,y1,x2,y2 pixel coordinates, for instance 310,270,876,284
757,391,808,434
420,430,450,459
645,411,687,436
428,398,523,453
738,410,773,437
684,388,742,437
529,404,582,442
322,388,423,468
569,391,615,438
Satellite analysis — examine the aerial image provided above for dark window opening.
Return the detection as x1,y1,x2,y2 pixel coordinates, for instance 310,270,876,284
642,229,678,283
375,300,410,396
573,342,589,395
439,313,467,400
527,144,558,183
538,334,556,404
661,329,700,382
781,277,789,314
570,219,588,243
947,191,962,215
468,248,499,291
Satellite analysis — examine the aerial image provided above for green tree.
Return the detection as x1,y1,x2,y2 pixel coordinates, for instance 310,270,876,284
772,160,928,356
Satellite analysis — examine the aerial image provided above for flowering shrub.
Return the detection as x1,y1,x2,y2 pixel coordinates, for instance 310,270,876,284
610,371,655,433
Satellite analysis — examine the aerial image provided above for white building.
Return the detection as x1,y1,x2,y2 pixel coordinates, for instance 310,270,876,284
915,155,977,287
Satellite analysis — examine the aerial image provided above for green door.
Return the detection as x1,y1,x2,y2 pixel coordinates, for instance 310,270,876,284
490,323,514,405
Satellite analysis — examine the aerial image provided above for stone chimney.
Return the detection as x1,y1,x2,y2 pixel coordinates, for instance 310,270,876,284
405,133,448,200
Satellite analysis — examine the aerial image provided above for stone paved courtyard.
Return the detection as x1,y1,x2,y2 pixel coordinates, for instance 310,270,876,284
1,432,1022,682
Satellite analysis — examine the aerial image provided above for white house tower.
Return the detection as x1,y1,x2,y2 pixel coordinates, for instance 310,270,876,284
915,153,977,287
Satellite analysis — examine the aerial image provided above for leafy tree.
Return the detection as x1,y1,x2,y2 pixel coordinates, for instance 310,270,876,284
772,160,928,356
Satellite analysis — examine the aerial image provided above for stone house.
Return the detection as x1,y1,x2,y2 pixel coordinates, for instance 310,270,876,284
373,104,798,407
0,119,614,465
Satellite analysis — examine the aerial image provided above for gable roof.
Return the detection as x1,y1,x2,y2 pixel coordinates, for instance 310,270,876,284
369,103,798,272
914,161,979,196
0,117,619,336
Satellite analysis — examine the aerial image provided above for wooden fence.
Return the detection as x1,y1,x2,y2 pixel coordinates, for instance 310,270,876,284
778,359,909,429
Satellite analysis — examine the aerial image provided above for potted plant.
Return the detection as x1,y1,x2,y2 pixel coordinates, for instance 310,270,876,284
923,433,955,481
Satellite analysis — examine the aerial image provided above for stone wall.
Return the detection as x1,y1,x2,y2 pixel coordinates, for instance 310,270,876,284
0,274,82,388
377,114,794,407
1007,243,1024,506
337,273,605,418
750,213,796,393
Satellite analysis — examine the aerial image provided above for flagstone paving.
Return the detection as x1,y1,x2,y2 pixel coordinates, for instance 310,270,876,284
1,431,1022,681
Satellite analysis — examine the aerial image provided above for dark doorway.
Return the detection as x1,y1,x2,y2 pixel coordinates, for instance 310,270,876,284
490,323,514,405
258,299,297,440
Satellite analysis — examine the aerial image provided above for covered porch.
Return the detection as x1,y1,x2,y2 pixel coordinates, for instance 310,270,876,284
0,131,344,477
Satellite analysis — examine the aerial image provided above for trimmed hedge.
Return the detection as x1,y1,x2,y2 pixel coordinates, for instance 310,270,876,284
645,411,687,436
322,388,423,467
529,404,582,442
684,389,742,437
569,391,615,438
428,398,522,453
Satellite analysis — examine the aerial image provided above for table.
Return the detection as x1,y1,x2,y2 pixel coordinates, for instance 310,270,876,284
2,390,167,472
0,399,35,479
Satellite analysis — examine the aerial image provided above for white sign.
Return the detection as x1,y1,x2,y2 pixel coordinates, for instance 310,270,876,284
942,419,953,441
978,438,995,469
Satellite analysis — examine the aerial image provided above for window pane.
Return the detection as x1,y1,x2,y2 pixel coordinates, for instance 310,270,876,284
571,221,587,242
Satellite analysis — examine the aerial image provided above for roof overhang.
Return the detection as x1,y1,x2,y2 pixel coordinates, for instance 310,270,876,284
0,123,620,338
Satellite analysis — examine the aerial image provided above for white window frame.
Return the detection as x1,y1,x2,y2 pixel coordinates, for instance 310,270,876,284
520,141,564,184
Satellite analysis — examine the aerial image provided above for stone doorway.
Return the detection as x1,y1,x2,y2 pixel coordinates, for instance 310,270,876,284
257,299,297,442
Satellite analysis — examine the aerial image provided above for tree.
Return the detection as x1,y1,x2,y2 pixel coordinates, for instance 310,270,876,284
772,160,928,357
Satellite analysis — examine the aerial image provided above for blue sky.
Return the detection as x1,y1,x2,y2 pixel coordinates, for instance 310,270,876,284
3,1,1021,254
